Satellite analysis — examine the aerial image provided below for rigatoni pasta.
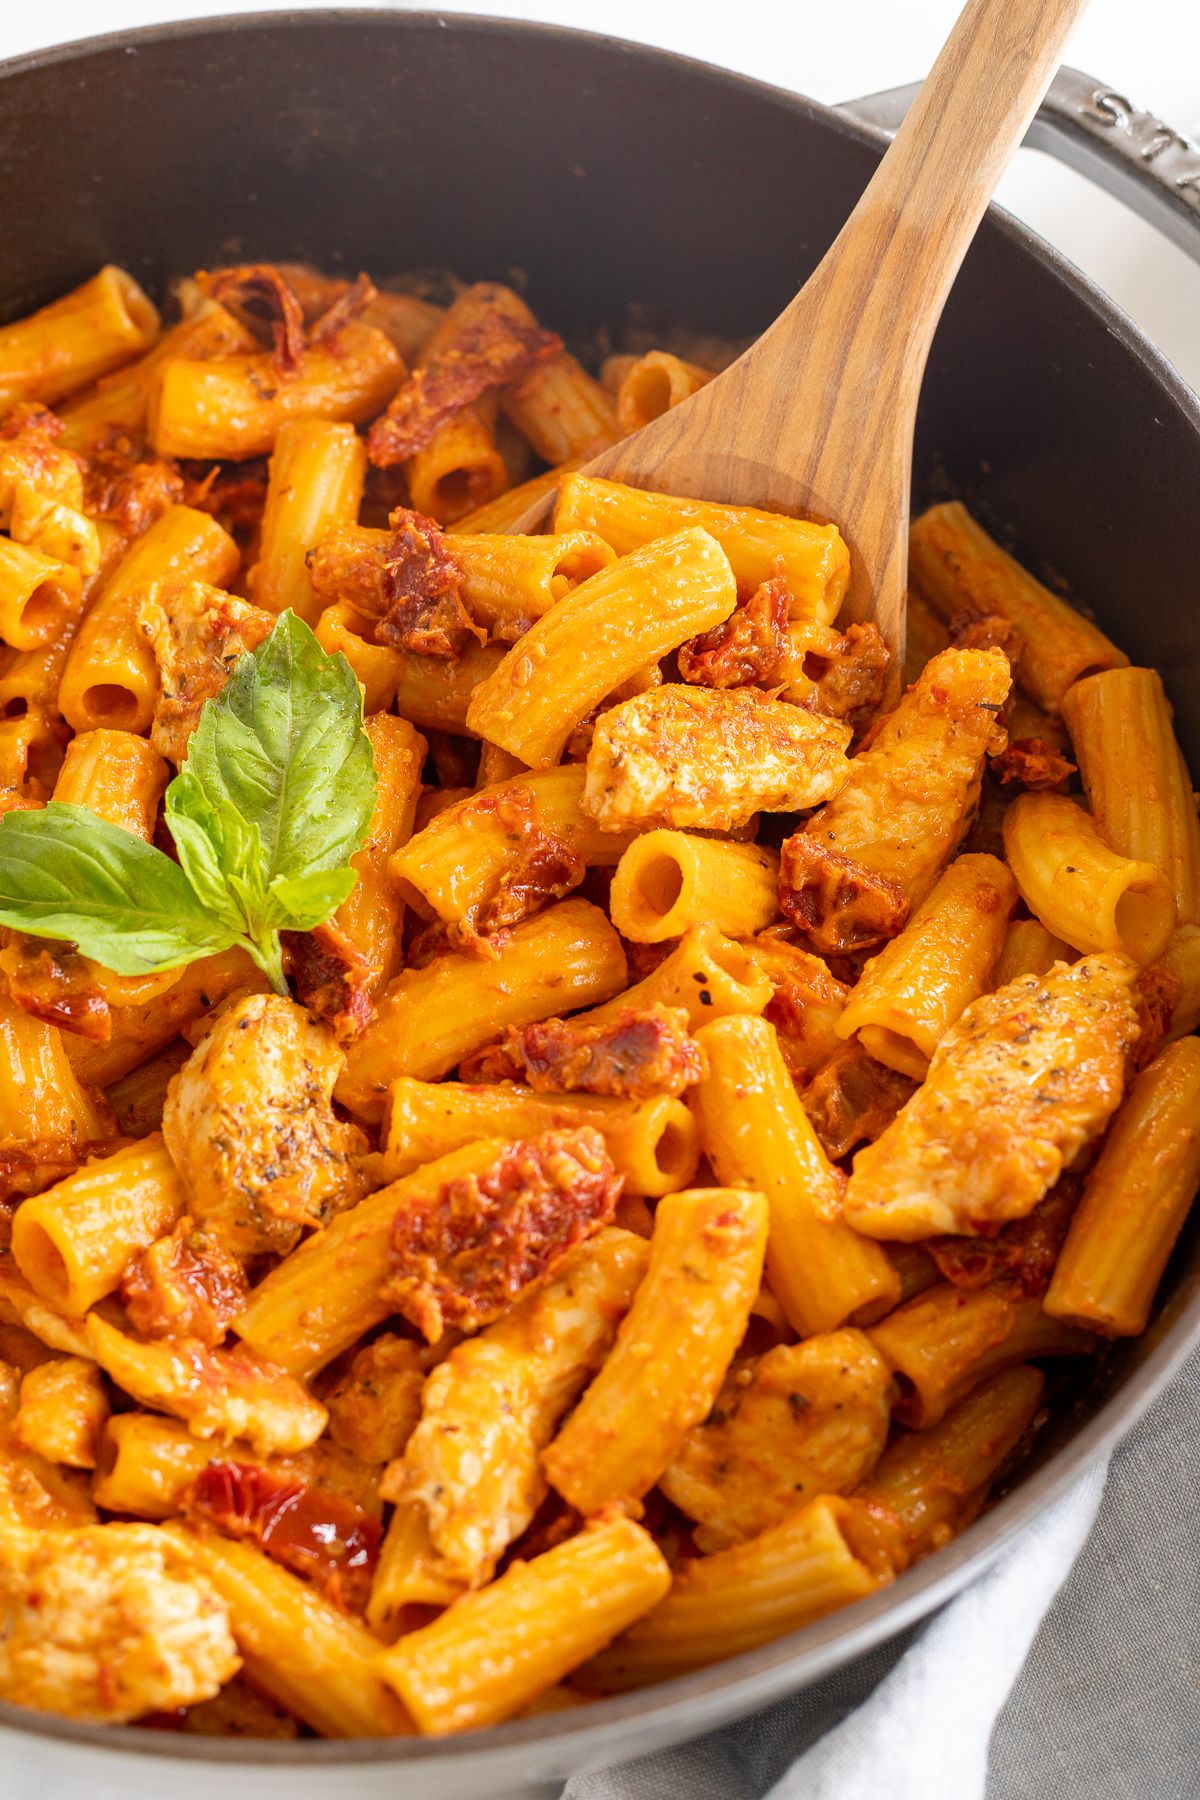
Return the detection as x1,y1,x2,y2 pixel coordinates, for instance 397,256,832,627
0,267,159,411
836,853,1016,1078
0,252,1195,1744
1062,665,1200,925
465,526,737,765
908,500,1126,711
1044,1037,1200,1336
1003,790,1176,965
691,1014,900,1334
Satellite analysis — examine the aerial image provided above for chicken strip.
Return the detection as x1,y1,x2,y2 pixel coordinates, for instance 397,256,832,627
138,579,273,765
780,647,1011,954
0,1521,238,1723
583,685,851,832
163,993,367,1260
844,953,1140,1240
659,1331,893,1550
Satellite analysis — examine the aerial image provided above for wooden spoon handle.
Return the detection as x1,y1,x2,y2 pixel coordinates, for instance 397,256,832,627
764,0,1091,372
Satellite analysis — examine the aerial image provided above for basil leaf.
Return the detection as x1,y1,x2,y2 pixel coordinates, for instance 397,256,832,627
0,617,377,999
169,610,377,887
165,785,263,936
0,803,236,973
159,613,377,994
267,867,360,931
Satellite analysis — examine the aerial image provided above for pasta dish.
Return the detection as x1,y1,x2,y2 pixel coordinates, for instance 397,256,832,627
0,263,1196,1738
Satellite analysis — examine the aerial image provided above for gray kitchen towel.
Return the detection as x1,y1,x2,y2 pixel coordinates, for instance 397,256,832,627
566,1342,1200,1800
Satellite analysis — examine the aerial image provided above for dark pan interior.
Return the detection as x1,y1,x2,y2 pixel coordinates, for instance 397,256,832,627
3,13,1197,739
1,8,1197,766
1,10,1199,1783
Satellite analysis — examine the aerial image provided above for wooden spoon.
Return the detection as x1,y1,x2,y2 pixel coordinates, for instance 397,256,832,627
514,0,1089,665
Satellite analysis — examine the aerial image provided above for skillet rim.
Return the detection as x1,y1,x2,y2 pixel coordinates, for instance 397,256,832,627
0,6,1198,1774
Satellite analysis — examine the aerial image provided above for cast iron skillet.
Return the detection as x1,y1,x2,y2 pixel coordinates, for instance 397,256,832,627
0,14,1198,1796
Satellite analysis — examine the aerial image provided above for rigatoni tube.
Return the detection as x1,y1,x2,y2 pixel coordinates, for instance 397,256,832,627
389,764,634,930
836,854,1016,1078
579,1495,884,1691
868,1281,1094,1428
0,539,81,650
381,1078,700,1198
148,322,404,460
451,528,615,640
184,1532,409,1738
908,501,1126,712
248,420,367,623
851,1365,1045,1571
375,1516,670,1734
1003,791,1175,965
691,1014,900,1335
609,831,779,943
235,1141,510,1377
1062,666,1200,925
11,1135,186,1315
52,729,168,840
542,1188,766,1515
465,527,737,766
0,266,159,410
615,350,713,432
1045,1037,1200,1336
335,898,627,1122
313,601,404,713
58,505,239,734
993,916,1075,986
581,922,771,1028
554,474,849,623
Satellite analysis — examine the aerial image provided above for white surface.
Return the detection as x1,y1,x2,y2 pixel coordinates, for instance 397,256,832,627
2,0,1200,387
758,1466,1108,1800
0,3,1196,1797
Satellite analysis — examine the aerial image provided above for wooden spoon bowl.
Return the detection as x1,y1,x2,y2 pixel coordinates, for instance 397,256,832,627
514,0,1089,670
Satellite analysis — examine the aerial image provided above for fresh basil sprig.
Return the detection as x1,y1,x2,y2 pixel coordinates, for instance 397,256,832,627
0,612,377,995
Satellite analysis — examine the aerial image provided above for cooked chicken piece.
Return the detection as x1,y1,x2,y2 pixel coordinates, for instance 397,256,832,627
660,1332,894,1550
85,1313,327,1457
844,953,1140,1240
323,1334,425,1466
11,1357,108,1469
780,647,1011,954
0,1374,99,1532
163,993,367,1260
384,1228,647,1594
0,403,100,572
138,579,273,765
583,684,851,832
0,1521,238,1722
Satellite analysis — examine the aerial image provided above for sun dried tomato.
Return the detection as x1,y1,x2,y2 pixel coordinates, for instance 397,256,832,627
185,1461,380,1611
368,310,562,466
383,1127,620,1340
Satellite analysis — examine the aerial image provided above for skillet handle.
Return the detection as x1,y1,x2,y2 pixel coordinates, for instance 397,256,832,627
837,65,1200,263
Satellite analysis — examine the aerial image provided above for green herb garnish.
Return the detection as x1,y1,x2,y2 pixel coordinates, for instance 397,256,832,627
0,612,377,995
